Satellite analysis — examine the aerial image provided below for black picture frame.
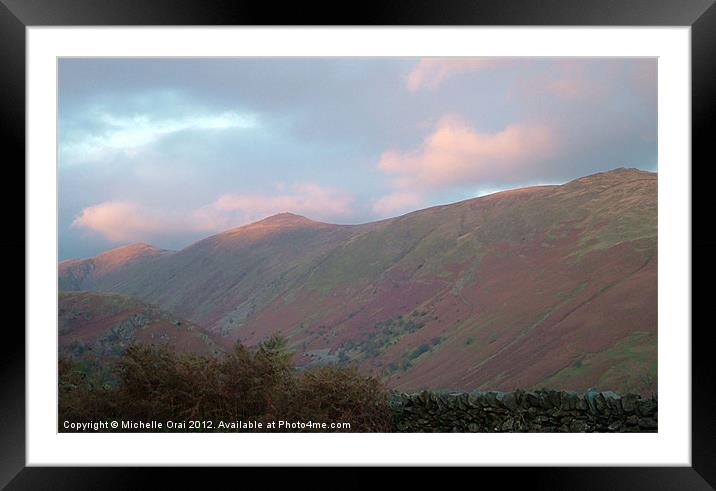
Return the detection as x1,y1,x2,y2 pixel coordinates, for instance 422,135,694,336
2,0,713,488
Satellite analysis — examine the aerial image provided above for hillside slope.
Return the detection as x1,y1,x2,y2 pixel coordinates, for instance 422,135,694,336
59,168,657,395
59,243,173,291
59,291,223,359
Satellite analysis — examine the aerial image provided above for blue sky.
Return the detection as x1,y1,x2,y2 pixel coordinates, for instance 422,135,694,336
59,57,657,260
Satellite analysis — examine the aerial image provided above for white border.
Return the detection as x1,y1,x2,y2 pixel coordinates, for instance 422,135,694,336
27,27,691,466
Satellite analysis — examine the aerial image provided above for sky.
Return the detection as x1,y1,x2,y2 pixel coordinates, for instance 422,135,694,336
59,57,657,260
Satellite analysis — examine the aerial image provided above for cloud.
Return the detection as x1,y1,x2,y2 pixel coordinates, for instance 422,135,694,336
407,58,504,91
511,61,606,101
409,58,646,102
543,77,598,98
61,110,258,164
377,114,557,191
372,191,424,217
193,183,354,231
72,183,355,243
59,58,657,259
71,201,170,242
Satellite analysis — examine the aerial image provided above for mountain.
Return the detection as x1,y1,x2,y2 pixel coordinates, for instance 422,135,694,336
59,168,657,395
59,291,223,359
59,243,173,291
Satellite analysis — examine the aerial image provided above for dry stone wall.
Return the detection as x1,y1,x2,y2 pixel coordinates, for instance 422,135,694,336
389,389,657,432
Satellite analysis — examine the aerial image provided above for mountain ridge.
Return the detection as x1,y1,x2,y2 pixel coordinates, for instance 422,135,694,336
60,167,654,264
59,167,657,394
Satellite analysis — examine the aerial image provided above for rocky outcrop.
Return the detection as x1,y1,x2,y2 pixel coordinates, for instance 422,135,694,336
389,389,657,432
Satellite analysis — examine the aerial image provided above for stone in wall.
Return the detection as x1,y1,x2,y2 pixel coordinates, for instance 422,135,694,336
389,389,657,433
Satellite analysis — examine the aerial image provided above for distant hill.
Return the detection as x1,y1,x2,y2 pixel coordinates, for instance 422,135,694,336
59,243,173,291
59,168,657,395
59,291,223,360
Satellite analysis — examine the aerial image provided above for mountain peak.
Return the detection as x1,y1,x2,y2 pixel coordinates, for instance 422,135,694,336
97,242,165,258
210,212,331,244
567,167,656,186
59,242,166,265
58,242,172,290
113,242,158,250
256,212,325,227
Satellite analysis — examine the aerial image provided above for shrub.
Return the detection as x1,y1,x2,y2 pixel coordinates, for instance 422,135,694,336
58,336,392,432
409,343,430,359
290,365,393,432
58,357,118,425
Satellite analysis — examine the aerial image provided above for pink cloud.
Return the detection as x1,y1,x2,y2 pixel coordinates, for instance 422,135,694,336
408,58,614,97
71,201,169,242
372,191,423,217
73,184,355,243
544,62,599,98
377,114,557,190
545,77,595,98
211,183,352,222
407,58,504,91
509,60,633,102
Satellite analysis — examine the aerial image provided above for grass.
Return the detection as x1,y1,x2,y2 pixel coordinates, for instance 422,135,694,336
538,331,657,396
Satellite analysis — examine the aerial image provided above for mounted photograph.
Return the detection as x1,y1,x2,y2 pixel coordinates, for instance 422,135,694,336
57,56,658,433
